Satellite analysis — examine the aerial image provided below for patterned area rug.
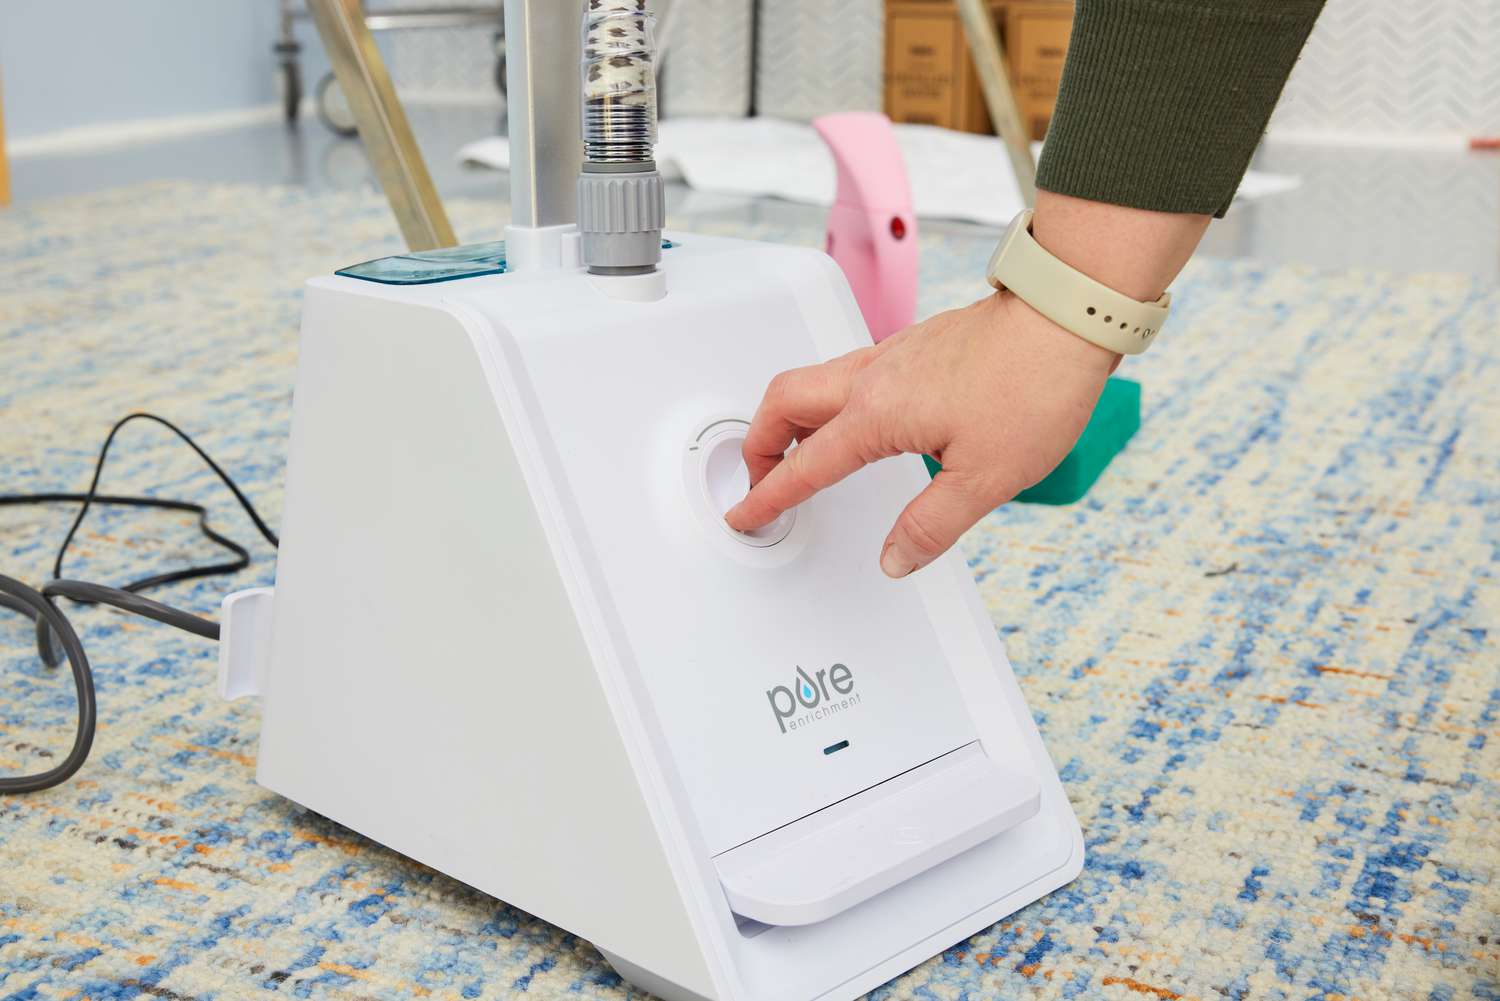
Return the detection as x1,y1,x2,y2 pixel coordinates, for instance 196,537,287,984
1,183,1496,1000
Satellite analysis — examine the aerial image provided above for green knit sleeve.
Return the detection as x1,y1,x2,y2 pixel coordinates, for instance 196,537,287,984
1035,0,1324,217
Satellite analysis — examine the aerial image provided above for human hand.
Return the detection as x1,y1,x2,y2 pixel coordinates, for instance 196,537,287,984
724,292,1119,578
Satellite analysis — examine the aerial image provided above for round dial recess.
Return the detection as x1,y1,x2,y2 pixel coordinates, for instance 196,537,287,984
694,420,795,548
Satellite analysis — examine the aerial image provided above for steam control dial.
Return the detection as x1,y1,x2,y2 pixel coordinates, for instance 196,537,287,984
694,420,795,548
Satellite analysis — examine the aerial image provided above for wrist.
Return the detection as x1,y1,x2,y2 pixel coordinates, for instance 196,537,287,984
986,205,1174,359
991,290,1120,377
1030,189,1210,303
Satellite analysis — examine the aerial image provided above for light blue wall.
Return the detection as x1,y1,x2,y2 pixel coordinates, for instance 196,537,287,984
1,0,291,141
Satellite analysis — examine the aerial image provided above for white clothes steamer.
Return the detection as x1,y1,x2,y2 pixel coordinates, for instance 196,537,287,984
218,2,1083,998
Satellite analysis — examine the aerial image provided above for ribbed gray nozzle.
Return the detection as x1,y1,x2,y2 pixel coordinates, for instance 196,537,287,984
578,167,664,273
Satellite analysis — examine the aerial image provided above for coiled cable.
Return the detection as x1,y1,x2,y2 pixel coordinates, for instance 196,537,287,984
0,413,278,793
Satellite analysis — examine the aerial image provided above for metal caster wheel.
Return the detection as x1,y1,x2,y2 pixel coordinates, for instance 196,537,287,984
316,71,359,138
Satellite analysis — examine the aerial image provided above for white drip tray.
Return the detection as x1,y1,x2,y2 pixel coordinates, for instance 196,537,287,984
713,743,1040,927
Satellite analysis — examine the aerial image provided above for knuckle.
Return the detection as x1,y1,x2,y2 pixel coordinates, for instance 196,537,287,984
782,444,818,491
850,421,888,465
840,396,895,463
899,505,950,558
846,374,884,415
858,369,902,413
842,346,880,374
763,371,793,407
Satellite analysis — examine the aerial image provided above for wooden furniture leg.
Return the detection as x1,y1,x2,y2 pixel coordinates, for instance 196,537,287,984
954,0,1037,207
306,0,457,250
1,80,11,207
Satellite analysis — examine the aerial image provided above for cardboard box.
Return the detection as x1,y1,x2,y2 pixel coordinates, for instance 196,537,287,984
883,0,1003,134
1006,2,1072,140
883,0,1073,140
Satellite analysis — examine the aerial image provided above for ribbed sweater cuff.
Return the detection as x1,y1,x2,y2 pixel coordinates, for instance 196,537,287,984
1035,0,1324,217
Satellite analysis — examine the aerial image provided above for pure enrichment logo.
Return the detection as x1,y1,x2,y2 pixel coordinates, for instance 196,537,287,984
767,664,862,734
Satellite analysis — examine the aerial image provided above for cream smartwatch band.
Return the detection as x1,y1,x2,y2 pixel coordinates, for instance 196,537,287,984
986,209,1171,355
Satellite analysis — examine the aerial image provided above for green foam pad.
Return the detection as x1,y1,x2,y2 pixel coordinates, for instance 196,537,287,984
921,376,1140,505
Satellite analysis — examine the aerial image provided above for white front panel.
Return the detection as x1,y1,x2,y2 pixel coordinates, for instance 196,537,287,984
459,244,982,854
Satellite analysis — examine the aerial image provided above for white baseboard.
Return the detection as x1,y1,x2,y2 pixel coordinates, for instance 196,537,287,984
9,105,285,158
1263,128,1473,151
8,92,504,159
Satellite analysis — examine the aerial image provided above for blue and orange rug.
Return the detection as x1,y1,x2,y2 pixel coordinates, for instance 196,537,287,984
1,183,1496,999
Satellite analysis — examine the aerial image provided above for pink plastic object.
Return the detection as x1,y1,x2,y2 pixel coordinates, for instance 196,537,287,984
813,112,919,343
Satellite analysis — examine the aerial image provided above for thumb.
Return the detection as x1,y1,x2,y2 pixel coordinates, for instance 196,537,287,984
880,468,998,579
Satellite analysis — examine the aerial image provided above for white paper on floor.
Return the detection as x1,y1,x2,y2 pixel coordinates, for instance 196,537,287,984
458,117,1299,226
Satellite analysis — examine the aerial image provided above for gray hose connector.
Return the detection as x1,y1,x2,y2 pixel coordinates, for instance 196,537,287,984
578,167,664,273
